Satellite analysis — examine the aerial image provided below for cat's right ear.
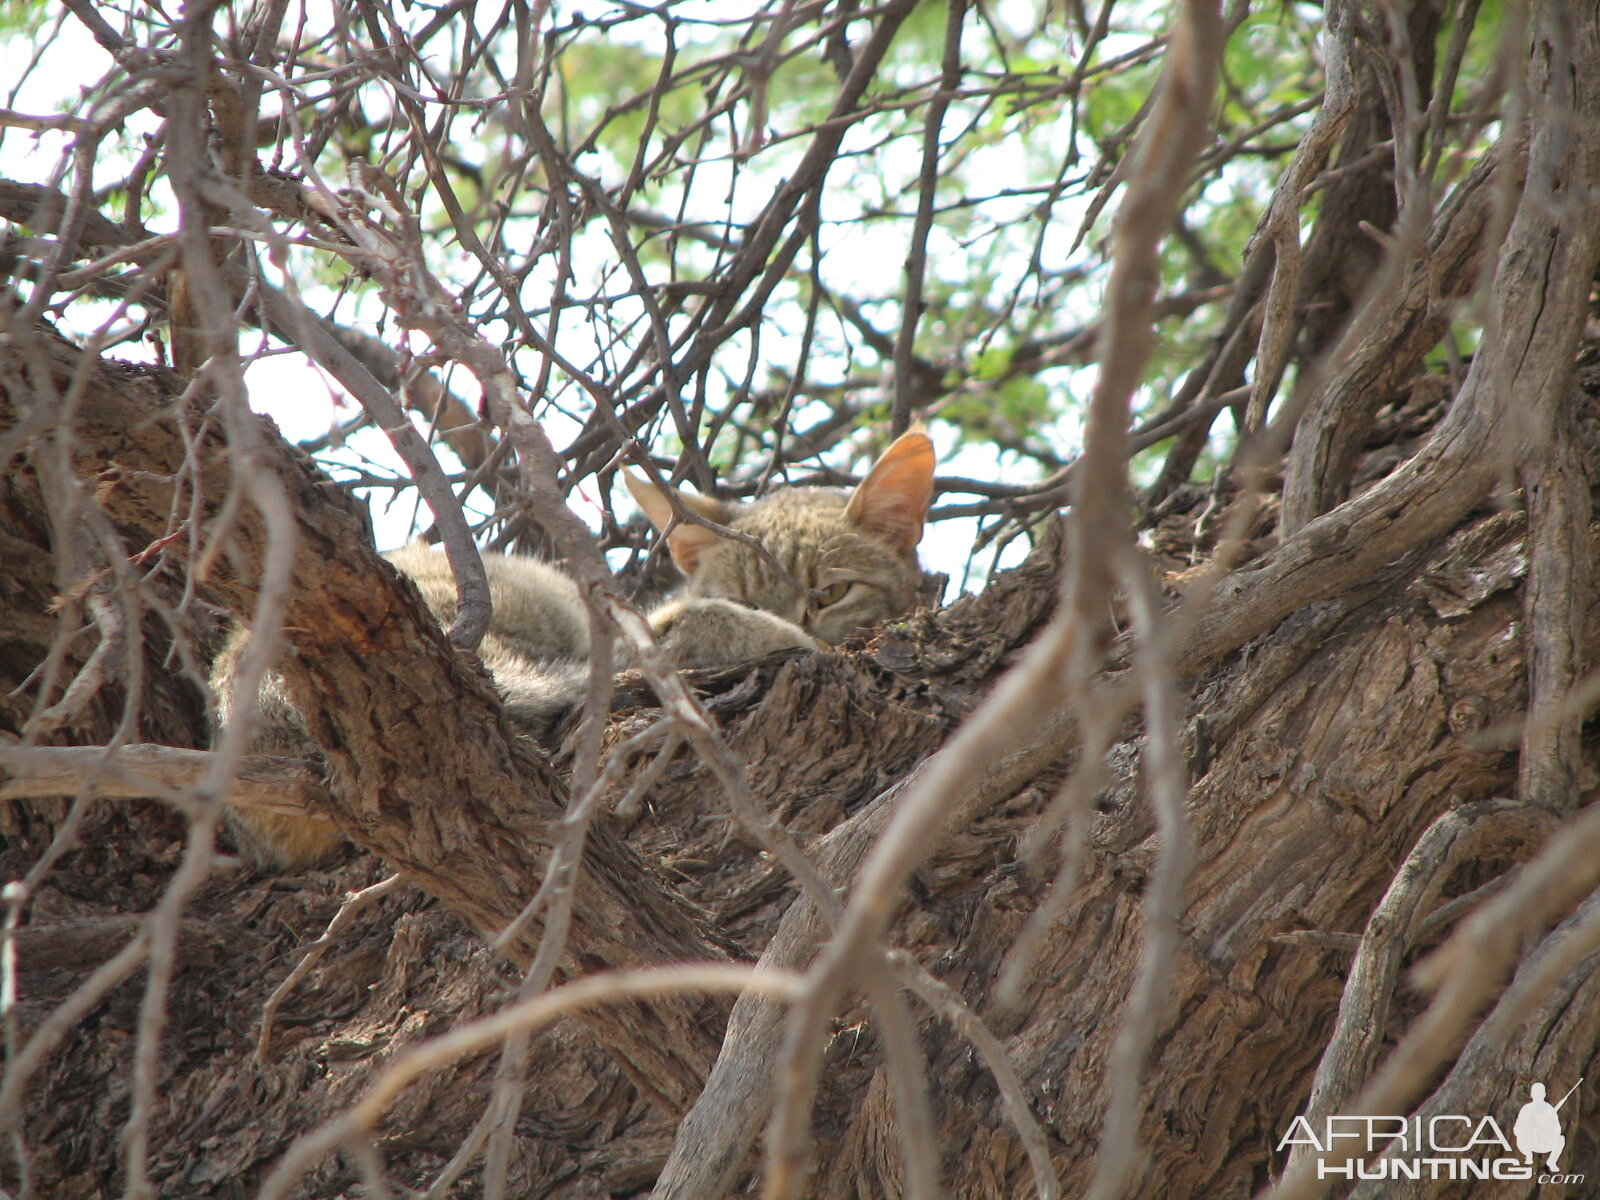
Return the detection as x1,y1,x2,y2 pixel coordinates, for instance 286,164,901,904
624,471,730,574
846,428,936,555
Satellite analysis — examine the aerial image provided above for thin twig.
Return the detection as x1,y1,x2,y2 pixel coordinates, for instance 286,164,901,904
258,965,803,1200
255,873,407,1063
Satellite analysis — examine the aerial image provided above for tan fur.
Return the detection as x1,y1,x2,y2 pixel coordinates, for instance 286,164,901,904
208,632,344,869
627,430,935,650
213,430,935,869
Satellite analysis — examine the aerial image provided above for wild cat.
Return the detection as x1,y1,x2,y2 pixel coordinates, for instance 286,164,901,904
212,429,936,868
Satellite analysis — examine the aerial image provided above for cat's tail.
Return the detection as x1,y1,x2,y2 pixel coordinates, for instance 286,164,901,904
496,658,591,739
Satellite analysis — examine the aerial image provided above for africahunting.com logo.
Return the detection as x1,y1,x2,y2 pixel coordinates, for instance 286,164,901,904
1278,1080,1585,1185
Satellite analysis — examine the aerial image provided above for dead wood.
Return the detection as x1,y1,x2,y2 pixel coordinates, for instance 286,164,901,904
0,323,731,1112
4,322,1600,1198
4,2,1600,1197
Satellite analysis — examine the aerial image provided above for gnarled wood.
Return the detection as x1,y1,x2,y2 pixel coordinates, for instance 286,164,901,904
0,323,729,1111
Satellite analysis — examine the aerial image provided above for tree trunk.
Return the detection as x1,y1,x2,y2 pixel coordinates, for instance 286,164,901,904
5,311,1599,1197
4,3,1600,1197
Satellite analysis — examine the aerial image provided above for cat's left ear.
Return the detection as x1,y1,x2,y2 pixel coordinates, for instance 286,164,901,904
846,428,935,555
624,471,730,574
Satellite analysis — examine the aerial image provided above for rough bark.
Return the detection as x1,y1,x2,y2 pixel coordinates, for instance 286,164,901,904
0,324,732,1115
5,317,1600,1198
4,5,1600,1199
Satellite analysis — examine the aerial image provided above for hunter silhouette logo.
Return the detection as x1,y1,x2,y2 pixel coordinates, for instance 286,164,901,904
1514,1080,1581,1172
1278,1079,1587,1185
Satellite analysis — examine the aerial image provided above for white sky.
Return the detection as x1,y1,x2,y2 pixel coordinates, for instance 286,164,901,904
1,2,1154,595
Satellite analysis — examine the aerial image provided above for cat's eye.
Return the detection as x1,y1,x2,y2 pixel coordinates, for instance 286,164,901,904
817,582,852,608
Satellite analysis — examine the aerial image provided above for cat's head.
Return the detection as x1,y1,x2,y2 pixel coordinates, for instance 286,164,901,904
626,430,935,646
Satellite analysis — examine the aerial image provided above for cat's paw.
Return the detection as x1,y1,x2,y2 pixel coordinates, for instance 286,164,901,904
649,598,823,668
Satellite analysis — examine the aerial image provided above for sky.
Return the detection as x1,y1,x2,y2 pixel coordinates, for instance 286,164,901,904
1,2,1111,595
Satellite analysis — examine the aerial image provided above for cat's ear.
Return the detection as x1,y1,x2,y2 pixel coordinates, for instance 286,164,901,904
624,471,730,574
846,428,935,555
